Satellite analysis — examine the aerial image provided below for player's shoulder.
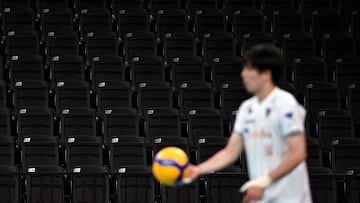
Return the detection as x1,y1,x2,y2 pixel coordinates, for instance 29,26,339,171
273,87,299,106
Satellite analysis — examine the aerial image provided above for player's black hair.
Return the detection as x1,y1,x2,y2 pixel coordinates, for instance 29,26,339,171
242,44,285,85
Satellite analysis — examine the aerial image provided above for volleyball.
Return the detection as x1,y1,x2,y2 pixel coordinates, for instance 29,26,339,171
152,147,191,186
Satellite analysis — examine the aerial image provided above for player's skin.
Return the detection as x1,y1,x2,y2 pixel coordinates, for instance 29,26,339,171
185,64,308,203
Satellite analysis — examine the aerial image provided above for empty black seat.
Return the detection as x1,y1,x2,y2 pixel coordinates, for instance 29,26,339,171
50,55,85,88
2,7,34,33
220,82,251,120
272,9,304,42
55,80,91,113
210,56,243,91
40,8,73,40
232,9,266,38
308,167,337,203
9,55,44,85
79,8,112,37
60,108,97,140
145,108,181,144
194,9,226,40
155,9,188,41
6,30,39,58
16,107,54,139
102,108,139,143
96,81,132,117
85,32,119,63
171,56,205,91
124,32,157,63
163,32,197,62
0,166,19,203
130,56,165,87
118,9,150,39
0,136,15,166
21,136,59,170
0,108,11,136
137,82,172,115
90,56,125,88
203,32,236,61
109,136,146,171
331,138,360,173
45,31,79,65
13,80,49,110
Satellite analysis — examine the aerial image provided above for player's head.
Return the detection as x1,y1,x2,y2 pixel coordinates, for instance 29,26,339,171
241,44,285,94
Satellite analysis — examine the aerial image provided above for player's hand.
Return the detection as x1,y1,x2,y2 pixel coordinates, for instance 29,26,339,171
242,187,264,203
182,164,200,184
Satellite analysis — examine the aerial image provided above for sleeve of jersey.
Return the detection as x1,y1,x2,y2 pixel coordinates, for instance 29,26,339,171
232,103,246,136
279,102,306,138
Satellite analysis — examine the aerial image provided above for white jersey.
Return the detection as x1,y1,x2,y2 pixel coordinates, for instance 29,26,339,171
233,87,312,203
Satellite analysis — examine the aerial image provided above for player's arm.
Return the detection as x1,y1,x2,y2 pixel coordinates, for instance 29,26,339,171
268,132,307,181
240,132,307,192
183,133,243,183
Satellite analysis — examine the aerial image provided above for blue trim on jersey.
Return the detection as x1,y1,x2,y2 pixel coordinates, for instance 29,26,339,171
154,158,190,185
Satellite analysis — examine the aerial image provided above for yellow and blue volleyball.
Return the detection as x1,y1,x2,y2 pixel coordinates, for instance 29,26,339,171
152,147,191,186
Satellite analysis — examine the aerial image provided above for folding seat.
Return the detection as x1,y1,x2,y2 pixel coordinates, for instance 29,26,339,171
161,181,199,203
347,168,360,203
5,30,39,58
197,136,228,163
124,32,157,63
232,9,266,39
75,0,106,11
306,138,322,167
85,32,119,63
334,57,360,96
109,136,146,171
0,57,3,80
60,108,97,140
224,0,256,18
194,9,226,41
352,12,360,55
96,81,132,117
203,32,236,61
0,108,11,137
155,9,188,41
13,80,49,110
153,136,189,154
116,165,155,203
1,0,30,9
163,32,197,62
220,82,251,120
348,84,360,123
300,0,333,21
281,33,315,61
113,0,143,15
0,136,15,166
291,57,327,95
16,107,54,139
261,0,295,17
322,33,355,64
72,165,109,203
187,108,223,147
137,82,172,115
9,55,44,85
150,0,182,14
316,109,354,150
271,9,304,42
311,9,343,47
117,9,150,39
331,138,360,173
210,56,243,91
50,55,85,88
241,32,274,54
40,8,73,40
102,108,140,143
0,166,19,203
145,108,181,144
179,82,214,117
26,165,65,203
21,136,59,170
277,81,296,96
45,31,79,64
55,81,91,113
187,0,218,16
2,7,34,33
308,167,337,203
339,0,360,23
0,81,8,108
79,8,112,37
130,56,165,87
90,56,125,88
304,82,340,120
205,167,246,203
36,0,68,9
170,56,205,91
65,136,102,170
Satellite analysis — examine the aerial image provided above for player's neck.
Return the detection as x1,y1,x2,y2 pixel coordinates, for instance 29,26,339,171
256,83,276,103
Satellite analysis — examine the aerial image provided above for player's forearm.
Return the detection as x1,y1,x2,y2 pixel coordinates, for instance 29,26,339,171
268,148,307,182
197,148,239,175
